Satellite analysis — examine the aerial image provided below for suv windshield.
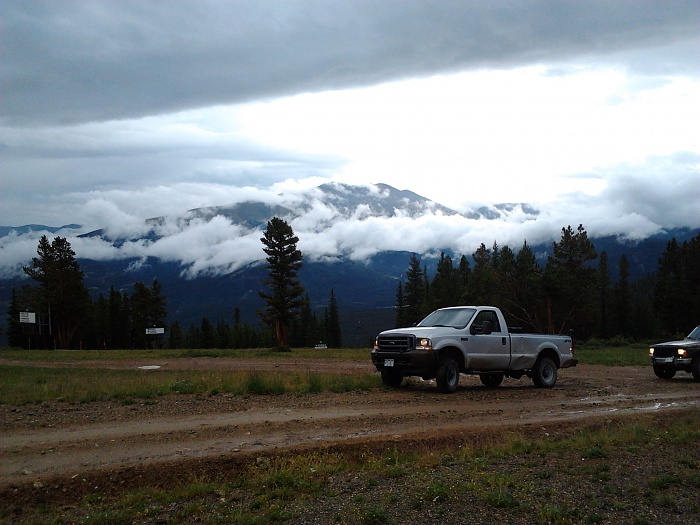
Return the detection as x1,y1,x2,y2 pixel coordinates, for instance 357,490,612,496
688,326,700,340
417,308,476,329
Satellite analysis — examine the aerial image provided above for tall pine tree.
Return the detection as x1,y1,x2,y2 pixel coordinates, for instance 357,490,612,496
258,217,306,349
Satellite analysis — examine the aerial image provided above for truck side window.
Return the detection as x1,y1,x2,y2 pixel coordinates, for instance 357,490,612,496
473,311,501,333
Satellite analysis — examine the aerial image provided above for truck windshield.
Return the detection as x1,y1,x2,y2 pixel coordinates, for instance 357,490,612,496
417,308,476,329
688,326,700,340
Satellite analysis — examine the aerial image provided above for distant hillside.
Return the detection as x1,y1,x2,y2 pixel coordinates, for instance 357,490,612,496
1,181,697,346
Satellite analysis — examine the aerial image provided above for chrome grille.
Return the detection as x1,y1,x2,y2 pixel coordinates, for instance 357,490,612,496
377,335,414,352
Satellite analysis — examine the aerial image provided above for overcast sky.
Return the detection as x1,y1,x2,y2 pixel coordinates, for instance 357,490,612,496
1,1,699,277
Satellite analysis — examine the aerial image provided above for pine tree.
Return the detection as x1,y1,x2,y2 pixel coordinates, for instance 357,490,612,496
258,217,306,349
402,254,426,325
613,254,632,337
23,235,91,348
596,251,612,339
543,225,597,335
326,289,342,348
430,252,458,310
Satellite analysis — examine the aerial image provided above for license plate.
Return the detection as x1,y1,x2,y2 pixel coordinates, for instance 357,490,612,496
384,359,394,367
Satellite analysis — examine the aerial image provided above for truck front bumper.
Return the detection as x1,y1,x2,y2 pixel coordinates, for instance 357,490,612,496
371,349,438,378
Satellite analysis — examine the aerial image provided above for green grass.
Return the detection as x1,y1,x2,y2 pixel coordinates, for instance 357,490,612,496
0,366,380,405
0,346,371,361
574,341,650,366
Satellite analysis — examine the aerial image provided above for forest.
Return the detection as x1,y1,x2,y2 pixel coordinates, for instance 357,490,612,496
5,225,700,349
395,225,700,341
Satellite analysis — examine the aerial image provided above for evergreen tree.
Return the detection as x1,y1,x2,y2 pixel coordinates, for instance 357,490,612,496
169,320,184,349
6,288,25,347
596,251,612,339
402,254,426,325
215,318,231,348
613,254,632,337
456,255,471,303
326,289,342,348
23,235,91,348
500,241,545,332
258,217,306,349
430,252,459,309
465,243,497,305
654,233,700,335
543,225,597,335
395,281,406,328
200,317,215,348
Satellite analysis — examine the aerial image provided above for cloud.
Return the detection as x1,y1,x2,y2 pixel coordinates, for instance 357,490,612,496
1,167,698,280
2,0,697,125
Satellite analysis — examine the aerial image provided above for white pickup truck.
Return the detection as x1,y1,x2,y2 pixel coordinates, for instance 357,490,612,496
371,306,577,393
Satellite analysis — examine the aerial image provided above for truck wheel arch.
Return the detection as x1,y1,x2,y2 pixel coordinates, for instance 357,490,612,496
437,346,466,372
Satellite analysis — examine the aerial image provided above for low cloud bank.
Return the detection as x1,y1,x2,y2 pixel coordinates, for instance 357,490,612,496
2,168,698,280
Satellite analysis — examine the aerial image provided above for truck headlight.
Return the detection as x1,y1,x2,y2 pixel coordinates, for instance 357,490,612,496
649,348,654,357
677,348,687,357
373,338,379,351
416,338,433,350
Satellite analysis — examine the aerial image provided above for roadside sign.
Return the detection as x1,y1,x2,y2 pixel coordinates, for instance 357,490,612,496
145,327,165,335
19,312,36,324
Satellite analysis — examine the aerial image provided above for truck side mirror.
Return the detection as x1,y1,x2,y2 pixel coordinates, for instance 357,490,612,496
482,320,493,335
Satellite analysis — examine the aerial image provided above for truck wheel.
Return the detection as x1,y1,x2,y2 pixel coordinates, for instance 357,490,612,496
691,357,700,381
436,357,460,393
653,365,676,379
532,356,557,388
480,373,504,388
381,368,403,388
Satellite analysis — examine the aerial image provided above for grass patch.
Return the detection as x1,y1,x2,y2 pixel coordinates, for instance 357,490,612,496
0,365,380,405
0,346,371,362
574,342,650,366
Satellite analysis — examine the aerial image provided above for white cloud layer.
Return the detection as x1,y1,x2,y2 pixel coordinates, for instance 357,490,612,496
1,0,699,273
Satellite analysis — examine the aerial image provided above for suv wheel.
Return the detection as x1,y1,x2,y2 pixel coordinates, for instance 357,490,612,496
691,357,700,381
653,365,676,379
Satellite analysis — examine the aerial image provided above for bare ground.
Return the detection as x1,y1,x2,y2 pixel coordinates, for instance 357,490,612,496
1,358,699,523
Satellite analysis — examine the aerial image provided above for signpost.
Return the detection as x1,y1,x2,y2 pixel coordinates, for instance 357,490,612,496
146,327,165,349
19,311,36,324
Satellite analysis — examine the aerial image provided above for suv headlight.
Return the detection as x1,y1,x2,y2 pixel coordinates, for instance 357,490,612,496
677,348,687,357
649,348,654,357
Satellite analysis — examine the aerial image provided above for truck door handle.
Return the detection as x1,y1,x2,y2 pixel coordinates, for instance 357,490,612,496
502,337,507,345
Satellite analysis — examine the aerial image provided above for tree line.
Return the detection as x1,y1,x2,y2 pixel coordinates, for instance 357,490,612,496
5,222,699,349
6,218,342,350
395,225,700,340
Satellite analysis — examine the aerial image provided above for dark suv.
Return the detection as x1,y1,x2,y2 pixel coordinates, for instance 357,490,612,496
649,325,700,380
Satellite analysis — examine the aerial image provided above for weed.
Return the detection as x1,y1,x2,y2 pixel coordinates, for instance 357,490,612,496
360,504,392,524
648,473,678,490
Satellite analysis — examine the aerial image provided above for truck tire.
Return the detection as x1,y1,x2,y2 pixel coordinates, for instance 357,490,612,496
381,368,403,388
436,357,460,393
480,372,504,388
691,357,700,381
653,365,676,379
532,356,557,388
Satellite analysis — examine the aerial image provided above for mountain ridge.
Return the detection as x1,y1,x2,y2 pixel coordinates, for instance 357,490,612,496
1,182,697,346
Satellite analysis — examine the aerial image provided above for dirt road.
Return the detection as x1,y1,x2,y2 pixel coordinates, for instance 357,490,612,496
1,358,698,495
